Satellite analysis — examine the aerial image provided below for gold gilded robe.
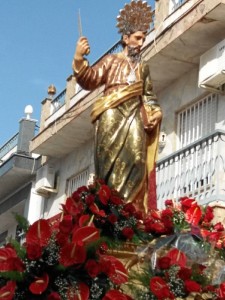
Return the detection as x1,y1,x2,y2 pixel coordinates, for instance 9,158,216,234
73,53,160,213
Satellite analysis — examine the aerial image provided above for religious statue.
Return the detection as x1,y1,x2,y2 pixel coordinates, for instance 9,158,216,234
72,0,162,214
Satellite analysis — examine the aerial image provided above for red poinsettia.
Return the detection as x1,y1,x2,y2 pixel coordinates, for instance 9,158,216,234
0,281,16,300
29,273,49,295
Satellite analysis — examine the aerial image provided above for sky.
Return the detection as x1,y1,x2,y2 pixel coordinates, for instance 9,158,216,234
0,0,155,146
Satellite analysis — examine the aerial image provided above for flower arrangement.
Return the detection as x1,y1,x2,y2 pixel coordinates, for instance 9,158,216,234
126,197,225,300
0,180,152,300
62,179,151,245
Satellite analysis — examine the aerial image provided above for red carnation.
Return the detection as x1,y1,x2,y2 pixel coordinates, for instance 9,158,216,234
85,193,95,205
203,206,214,223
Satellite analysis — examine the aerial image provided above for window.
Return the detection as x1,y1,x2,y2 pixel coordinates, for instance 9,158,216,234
66,169,90,196
169,0,188,14
177,94,217,149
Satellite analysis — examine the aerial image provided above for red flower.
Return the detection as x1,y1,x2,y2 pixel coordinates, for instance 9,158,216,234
85,259,101,278
98,242,108,254
72,226,100,245
85,194,95,205
165,199,173,207
67,282,89,300
214,222,224,231
29,273,49,295
150,277,174,299
0,281,16,300
0,247,24,272
110,195,123,205
178,267,192,280
157,256,171,269
59,215,73,234
203,206,214,223
62,197,84,216
89,203,106,217
98,184,111,205
26,242,42,260
47,292,61,300
26,219,52,247
217,282,225,299
122,227,134,239
185,205,202,226
180,197,197,212
184,280,201,293
99,255,128,285
59,243,86,267
167,248,187,267
108,214,118,224
103,290,132,300
123,203,136,215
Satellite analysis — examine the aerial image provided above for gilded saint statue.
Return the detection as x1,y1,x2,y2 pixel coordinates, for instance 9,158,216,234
72,0,162,214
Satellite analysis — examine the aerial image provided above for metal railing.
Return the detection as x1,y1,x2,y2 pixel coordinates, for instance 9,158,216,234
0,133,19,160
156,130,225,208
51,89,66,113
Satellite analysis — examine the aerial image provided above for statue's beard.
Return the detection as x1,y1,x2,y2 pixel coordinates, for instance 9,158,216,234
127,46,141,63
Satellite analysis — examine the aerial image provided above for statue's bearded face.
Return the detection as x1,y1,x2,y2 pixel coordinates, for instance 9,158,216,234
123,31,146,61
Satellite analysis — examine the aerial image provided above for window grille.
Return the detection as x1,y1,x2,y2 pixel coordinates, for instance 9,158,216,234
66,169,89,196
177,94,217,149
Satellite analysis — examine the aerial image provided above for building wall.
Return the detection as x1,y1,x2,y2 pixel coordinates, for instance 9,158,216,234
42,138,94,219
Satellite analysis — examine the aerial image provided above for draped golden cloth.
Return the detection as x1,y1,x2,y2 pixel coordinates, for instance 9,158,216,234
73,53,160,213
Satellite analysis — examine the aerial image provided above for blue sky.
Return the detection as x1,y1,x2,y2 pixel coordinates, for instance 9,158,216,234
0,0,155,146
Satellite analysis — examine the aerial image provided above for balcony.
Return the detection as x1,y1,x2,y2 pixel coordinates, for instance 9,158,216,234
143,0,225,94
156,130,225,208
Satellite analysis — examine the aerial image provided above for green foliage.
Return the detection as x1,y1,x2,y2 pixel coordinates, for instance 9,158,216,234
12,212,30,233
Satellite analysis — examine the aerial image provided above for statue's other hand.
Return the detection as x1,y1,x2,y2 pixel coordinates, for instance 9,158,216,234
144,110,162,133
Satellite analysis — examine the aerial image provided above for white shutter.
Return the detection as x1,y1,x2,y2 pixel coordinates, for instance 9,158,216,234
177,94,217,149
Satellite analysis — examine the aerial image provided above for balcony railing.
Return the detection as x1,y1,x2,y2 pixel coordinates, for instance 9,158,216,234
0,133,19,161
156,130,225,208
